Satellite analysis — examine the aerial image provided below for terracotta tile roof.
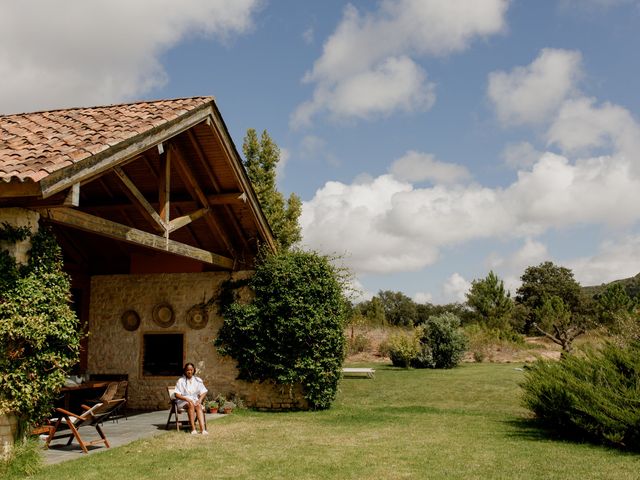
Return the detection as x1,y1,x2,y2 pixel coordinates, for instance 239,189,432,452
0,97,213,184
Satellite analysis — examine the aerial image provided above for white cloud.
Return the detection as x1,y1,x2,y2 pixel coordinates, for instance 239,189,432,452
302,99,640,278
442,273,471,303
501,142,543,169
0,0,261,113
486,238,550,293
413,291,433,304
547,97,640,158
292,0,509,127
568,235,640,286
488,48,583,126
389,150,470,184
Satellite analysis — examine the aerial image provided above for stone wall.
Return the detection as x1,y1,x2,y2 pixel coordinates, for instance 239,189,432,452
0,207,39,264
88,271,307,411
0,414,18,461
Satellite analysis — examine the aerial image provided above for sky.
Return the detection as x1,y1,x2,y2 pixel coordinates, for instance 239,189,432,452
1,0,640,304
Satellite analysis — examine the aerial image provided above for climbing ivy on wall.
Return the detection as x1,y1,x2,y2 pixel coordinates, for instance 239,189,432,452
215,249,347,409
0,224,81,430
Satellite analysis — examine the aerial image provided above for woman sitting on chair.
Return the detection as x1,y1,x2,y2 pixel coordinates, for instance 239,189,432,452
174,362,208,435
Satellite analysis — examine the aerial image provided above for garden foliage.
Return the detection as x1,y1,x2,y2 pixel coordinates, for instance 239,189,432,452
385,332,419,368
215,250,347,409
0,225,80,428
386,313,467,369
521,341,640,450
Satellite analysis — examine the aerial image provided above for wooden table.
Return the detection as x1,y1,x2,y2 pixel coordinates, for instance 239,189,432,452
59,381,110,410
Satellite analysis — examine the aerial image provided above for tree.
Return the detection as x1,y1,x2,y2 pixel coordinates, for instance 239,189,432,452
215,250,347,410
594,283,638,326
0,226,81,431
466,271,513,330
534,295,586,354
376,290,418,326
242,129,302,250
357,296,386,325
515,261,582,331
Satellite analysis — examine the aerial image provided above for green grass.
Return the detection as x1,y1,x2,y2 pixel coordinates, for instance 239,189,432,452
15,364,640,479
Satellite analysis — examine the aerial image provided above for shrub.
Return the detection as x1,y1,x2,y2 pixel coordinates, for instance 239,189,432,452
385,332,419,368
215,250,347,409
464,324,526,363
521,341,640,450
417,313,468,369
347,333,371,355
0,226,80,430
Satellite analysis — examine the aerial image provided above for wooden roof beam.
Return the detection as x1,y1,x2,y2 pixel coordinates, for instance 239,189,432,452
113,166,166,234
168,207,209,233
38,207,233,269
186,129,250,253
169,144,236,258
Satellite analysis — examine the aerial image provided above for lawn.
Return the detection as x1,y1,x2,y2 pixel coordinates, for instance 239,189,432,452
18,363,640,479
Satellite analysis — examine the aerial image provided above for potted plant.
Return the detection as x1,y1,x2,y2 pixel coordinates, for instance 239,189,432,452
222,401,235,414
206,400,219,414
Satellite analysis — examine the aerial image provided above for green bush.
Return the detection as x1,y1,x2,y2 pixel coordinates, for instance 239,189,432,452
0,226,80,429
215,250,347,409
521,341,640,450
385,332,419,368
417,313,468,369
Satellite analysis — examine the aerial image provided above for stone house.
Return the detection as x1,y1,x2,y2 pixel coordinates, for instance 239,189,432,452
0,97,305,410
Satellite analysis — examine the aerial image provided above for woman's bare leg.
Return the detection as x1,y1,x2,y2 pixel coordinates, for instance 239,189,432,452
186,403,196,431
195,404,206,432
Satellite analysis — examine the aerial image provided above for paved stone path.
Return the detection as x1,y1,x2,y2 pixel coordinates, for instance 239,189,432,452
42,410,223,465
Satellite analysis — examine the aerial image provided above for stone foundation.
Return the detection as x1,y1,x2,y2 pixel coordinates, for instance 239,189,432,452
0,413,18,460
88,271,308,411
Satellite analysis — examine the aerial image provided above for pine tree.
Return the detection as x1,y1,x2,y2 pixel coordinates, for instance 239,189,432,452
242,129,302,250
466,271,513,330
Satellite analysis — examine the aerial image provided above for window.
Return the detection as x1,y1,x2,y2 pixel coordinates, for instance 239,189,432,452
143,334,183,376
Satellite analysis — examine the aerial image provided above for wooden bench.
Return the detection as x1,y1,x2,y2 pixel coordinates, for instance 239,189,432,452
342,367,375,379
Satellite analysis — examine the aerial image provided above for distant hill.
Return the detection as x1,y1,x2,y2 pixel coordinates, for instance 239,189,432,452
582,272,640,299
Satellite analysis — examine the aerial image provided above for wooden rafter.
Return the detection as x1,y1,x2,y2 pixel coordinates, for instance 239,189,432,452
158,149,171,225
168,207,209,233
38,207,234,269
77,192,246,212
170,144,236,257
113,166,165,233
186,130,250,253
204,114,277,253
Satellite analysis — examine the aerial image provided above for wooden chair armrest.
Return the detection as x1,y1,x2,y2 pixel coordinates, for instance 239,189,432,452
54,407,83,420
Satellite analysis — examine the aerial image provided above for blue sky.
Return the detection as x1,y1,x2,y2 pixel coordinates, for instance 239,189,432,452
2,1,640,303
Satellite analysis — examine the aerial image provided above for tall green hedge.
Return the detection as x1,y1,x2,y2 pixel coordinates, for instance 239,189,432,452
215,250,347,409
0,225,80,430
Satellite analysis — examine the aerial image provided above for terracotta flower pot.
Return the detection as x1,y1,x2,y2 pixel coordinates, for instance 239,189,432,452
223,407,232,414
209,407,218,414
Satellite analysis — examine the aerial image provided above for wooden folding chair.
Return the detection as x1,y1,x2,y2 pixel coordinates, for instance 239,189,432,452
165,386,206,431
45,399,125,453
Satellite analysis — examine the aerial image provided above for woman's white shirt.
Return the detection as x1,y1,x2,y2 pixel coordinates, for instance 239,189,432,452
175,375,207,408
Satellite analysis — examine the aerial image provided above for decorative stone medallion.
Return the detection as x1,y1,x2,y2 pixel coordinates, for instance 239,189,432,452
120,310,141,331
186,304,208,330
152,302,175,328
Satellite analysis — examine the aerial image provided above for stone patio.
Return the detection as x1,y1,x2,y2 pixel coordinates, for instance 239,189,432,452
42,410,223,465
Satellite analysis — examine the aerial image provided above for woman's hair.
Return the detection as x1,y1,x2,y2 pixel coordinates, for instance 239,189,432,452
183,362,196,375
